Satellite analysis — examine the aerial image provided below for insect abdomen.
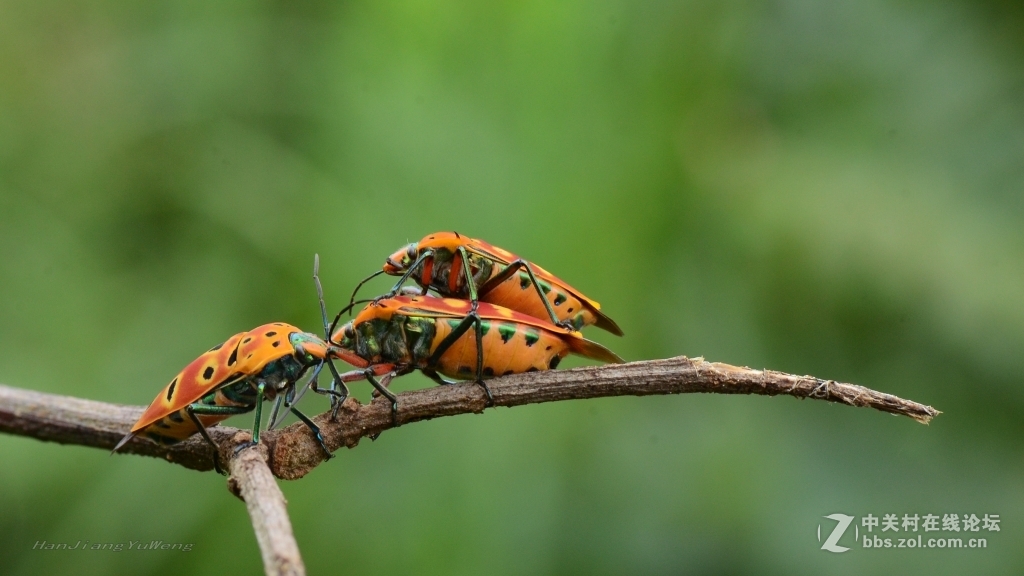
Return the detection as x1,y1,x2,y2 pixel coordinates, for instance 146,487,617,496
138,382,257,444
425,318,570,379
479,271,594,330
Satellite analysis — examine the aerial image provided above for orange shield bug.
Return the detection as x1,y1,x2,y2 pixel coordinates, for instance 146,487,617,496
326,294,624,422
114,258,354,472
349,232,623,335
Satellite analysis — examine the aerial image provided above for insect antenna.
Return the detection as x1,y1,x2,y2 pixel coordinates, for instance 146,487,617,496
347,270,384,317
329,299,373,335
313,254,332,338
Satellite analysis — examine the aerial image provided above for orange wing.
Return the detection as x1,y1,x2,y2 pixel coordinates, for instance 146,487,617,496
396,295,623,364
129,332,248,434
353,295,620,363
230,322,308,375
128,322,305,434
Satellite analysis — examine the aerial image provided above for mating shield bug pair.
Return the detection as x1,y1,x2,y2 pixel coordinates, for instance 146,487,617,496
114,233,623,470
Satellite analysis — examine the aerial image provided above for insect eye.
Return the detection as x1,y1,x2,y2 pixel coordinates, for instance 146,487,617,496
405,244,417,261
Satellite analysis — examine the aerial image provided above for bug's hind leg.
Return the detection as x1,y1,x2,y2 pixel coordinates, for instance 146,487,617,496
477,259,570,330
188,390,260,467
185,404,248,475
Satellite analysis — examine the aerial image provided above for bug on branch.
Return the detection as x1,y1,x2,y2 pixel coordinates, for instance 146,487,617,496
112,320,349,474
325,294,624,422
348,232,623,336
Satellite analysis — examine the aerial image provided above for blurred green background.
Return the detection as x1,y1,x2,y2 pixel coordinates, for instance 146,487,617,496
1,0,1022,574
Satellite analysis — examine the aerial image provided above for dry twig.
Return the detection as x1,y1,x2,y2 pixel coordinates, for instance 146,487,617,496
0,355,940,575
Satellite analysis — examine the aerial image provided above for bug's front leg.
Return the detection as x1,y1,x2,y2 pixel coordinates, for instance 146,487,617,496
333,364,400,422
384,250,435,301
289,406,333,460
318,357,352,421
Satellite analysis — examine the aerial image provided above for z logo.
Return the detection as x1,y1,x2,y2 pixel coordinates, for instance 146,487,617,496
818,513,856,553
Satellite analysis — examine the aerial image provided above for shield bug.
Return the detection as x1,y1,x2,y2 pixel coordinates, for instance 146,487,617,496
326,294,624,421
112,267,351,474
349,232,623,335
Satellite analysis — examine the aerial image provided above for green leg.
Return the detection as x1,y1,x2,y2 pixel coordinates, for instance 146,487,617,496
290,407,333,460
365,370,399,421
250,382,267,445
385,250,434,299
455,246,479,303
477,259,567,329
320,357,351,420
267,395,286,432
425,312,493,406
270,365,318,430
185,404,253,475
334,367,401,422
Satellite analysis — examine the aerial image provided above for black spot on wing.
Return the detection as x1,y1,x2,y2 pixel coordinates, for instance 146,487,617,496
524,329,540,347
498,323,516,343
168,411,185,423
503,370,515,376
554,293,567,306
203,366,215,380
519,274,531,290
208,342,224,352
272,341,280,347
228,347,238,366
266,331,277,337
458,365,473,375
166,378,178,401
483,367,495,377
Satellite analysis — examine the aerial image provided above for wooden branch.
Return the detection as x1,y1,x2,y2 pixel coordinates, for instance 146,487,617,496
227,436,306,576
0,355,940,480
0,355,941,576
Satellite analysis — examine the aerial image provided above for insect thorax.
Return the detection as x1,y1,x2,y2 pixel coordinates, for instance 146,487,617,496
255,354,311,396
353,315,437,366
429,248,494,297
